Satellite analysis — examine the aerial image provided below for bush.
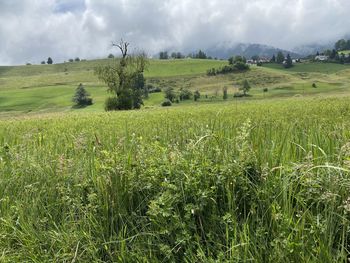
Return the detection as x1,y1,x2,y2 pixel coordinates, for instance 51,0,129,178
104,97,119,111
161,99,172,107
312,83,317,88
233,92,245,98
194,90,201,101
179,88,192,100
164,87,176,102
147,84,162,93
263,88,269,92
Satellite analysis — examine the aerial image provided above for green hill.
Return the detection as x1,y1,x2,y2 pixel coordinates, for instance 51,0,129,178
1,59,350,116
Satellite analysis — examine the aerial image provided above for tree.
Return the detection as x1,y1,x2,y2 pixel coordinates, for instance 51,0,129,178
195,50,207,59
47,57,53,64
179,87,192,100
75,57,80,62
159,51,169,60
335,39,347,51
330,49,337,59
229,56,246,65
251,55,260,61
194,90,200,101
284,54,293,68
95,40,149,110
72,83,93,106
164,87,176,102
271,55,276,63
240,80,251,96
276,52,284,64
223,87,228,100
108,53,115,59
41,61,46,65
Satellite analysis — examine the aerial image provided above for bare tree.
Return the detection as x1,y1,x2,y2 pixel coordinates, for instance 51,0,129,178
112,39,129,59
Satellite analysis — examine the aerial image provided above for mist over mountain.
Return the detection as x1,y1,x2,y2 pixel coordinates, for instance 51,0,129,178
204,43,301,60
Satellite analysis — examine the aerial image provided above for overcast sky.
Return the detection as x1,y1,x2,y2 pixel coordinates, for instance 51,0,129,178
0,0,349,65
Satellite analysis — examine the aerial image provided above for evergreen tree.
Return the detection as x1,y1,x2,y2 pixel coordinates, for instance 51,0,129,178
271,55,276,63
284,54,293,68
276,52,284,64
72,83,93,106
47,57,53,64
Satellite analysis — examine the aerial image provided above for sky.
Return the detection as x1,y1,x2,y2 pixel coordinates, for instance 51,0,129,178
0,0,350,65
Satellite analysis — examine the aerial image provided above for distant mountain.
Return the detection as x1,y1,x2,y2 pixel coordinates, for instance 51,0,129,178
292,43,333,56
205,43,301,60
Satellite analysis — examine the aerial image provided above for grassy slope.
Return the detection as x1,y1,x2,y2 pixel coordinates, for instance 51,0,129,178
1,59,350,115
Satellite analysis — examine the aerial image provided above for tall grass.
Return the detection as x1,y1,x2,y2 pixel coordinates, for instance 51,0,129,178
0,97,350,262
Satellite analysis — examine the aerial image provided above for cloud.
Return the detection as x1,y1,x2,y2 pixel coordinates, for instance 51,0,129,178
0,0,349,65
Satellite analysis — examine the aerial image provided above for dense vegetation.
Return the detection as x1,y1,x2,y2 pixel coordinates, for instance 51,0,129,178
1,97,350,262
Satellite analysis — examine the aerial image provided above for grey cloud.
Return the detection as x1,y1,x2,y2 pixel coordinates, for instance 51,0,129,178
0,0,350,65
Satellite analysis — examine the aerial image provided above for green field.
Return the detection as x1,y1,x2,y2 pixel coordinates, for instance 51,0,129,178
1,59,350,116
1,97,350,261
1,60,350,261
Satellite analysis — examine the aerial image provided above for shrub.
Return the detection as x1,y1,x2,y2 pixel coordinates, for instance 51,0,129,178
179,88,192,101
147,84,162,93
263,88,269,92
161,99,172,107
104,97,119,111
223,87,228,100
312,83,317,88
233,92,245,98
194,90,201,101
164,87,176,102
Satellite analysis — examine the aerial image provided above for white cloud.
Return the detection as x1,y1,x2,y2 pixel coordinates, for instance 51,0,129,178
0,0,349,65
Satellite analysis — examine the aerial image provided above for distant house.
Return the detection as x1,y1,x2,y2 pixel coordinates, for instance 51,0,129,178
315,55,329,61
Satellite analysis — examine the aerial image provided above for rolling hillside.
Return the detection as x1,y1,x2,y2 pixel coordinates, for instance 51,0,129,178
1,59,350,116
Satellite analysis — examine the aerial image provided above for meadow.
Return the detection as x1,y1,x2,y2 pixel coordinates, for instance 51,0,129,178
1,59,350,116
1,59,350,262
1,96,350,262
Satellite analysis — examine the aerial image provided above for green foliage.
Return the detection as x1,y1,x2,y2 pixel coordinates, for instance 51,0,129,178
104,96,119,111
208,60,249,76
194,90,200,101
223,86,228,100
284,54,293,68
194,50,207,59
271,55,276,62
75,57,80,62
276,52,284,64
240,80,251,96
72,83,93,107
161,99,172,106
107,53,115,59
95,42,149,111
229,55,247,65
164,87,176,102
179,87,192,100
47,57,53,64
159,51,169,60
